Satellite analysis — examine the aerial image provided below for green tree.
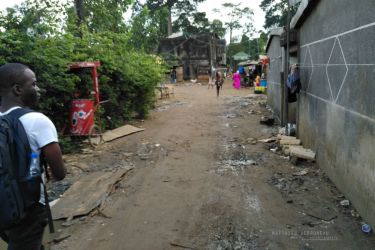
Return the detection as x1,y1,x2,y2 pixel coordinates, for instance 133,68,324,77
173,13,226,38
129,5,169,52
173,11,211,35
0,0,166,138
72,0,133,33
146,0,205,36
226,31,268,67
260,0,299,30
0,0,66,36
210,19,226,38
214,3,254,44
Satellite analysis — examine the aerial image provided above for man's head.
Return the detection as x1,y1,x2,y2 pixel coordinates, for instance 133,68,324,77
0,63,40,108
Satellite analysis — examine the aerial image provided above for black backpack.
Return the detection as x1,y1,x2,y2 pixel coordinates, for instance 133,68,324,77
0,108,42,230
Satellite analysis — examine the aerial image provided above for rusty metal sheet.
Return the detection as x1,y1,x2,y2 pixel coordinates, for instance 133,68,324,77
103,125,144,142
52,167,132,220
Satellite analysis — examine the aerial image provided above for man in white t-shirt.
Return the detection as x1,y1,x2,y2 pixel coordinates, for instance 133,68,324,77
0,63,66,250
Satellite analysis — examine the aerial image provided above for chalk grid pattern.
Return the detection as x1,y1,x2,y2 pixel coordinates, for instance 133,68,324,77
299,22,375,123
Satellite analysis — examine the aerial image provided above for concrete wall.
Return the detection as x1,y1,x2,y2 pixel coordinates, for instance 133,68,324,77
266,36,283,120
297,0,375,226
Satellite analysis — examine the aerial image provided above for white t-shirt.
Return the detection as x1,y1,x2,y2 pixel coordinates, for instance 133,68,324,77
0,106,58,204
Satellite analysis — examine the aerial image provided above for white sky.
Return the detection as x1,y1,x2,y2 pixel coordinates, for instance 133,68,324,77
0,0,24,10
1,0,266,42
197,0,265,40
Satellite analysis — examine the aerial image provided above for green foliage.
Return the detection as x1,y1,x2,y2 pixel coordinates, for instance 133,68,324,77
129,5,169,52
210,19,226,38
0,0,67,35
260,0,299,30
214,3,254,43
146,0,205,35
173,12,210,34
172,12,226,38
79,0,133,33
0,1,166,135
226,32,268,66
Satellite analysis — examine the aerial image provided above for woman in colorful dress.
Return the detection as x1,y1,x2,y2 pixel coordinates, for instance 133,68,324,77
232,71,241,89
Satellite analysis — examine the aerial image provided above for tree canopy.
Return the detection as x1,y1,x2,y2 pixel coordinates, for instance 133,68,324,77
0,0,167,151
172,12,226,38
146,0,205,36
129,4,169,51
260,0,299,30
213,3,254,43
226,31,268,67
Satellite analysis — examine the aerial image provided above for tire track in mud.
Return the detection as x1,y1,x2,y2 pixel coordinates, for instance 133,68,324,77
204,95,269,250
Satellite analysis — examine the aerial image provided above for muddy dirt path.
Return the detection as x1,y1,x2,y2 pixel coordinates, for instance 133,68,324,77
48,82,375,250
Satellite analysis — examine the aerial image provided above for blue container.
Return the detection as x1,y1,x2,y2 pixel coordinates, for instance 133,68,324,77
260,79,267,87
362,224,372,234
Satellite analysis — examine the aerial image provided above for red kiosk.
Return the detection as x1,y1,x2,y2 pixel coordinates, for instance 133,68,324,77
68,61,103,146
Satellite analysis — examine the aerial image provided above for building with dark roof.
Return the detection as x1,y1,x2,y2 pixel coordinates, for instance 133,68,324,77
158,33,226,80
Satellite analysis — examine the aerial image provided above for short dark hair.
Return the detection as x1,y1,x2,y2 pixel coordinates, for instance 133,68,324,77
0,63,30,93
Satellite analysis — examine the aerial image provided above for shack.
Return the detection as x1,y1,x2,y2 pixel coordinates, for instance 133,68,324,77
158,33,226,81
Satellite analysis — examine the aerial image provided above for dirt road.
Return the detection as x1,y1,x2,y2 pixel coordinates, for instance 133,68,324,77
48,82,374,250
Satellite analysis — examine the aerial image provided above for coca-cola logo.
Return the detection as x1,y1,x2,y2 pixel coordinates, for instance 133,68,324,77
74,103,86,108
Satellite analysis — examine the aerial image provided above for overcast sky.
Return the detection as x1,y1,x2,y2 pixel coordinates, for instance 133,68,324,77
197,0,265,36
1,0,265,42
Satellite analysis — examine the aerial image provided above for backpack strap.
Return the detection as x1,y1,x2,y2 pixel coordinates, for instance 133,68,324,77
2,108,33,181
7,108,33,119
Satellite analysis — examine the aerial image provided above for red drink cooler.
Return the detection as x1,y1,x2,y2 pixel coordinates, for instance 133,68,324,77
69,99,94,135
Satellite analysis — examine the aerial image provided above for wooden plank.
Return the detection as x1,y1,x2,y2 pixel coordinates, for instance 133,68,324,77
280,139,301,145
289,146,315,160
102,125,144,142
258,137,278,143
52,167,133,220
284,145,302,156
277,135,298,140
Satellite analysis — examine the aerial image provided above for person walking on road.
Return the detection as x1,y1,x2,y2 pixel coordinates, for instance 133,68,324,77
0,63,66,250
232,71,241,89
170,68,177,84
215,71,224,97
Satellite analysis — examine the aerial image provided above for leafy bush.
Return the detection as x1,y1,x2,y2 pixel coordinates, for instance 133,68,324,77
0,24,166,134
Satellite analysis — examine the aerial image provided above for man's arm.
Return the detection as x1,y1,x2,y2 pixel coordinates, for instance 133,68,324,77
41,142,66,180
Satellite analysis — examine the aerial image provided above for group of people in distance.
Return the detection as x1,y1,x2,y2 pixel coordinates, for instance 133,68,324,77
171,66,261,97
208,69,245,97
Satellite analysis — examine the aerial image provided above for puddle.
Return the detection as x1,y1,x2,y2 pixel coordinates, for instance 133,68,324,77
174,101,188,106
155,106,170,112
225,113,239,119
245,194,262,213
155,101,190,112
217,159,257,175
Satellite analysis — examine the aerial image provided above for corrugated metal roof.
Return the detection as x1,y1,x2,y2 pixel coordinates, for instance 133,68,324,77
233,52,250,60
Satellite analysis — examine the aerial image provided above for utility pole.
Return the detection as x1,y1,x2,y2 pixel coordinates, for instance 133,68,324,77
249,37,251,59
209,35,214,77
282,1,291,126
